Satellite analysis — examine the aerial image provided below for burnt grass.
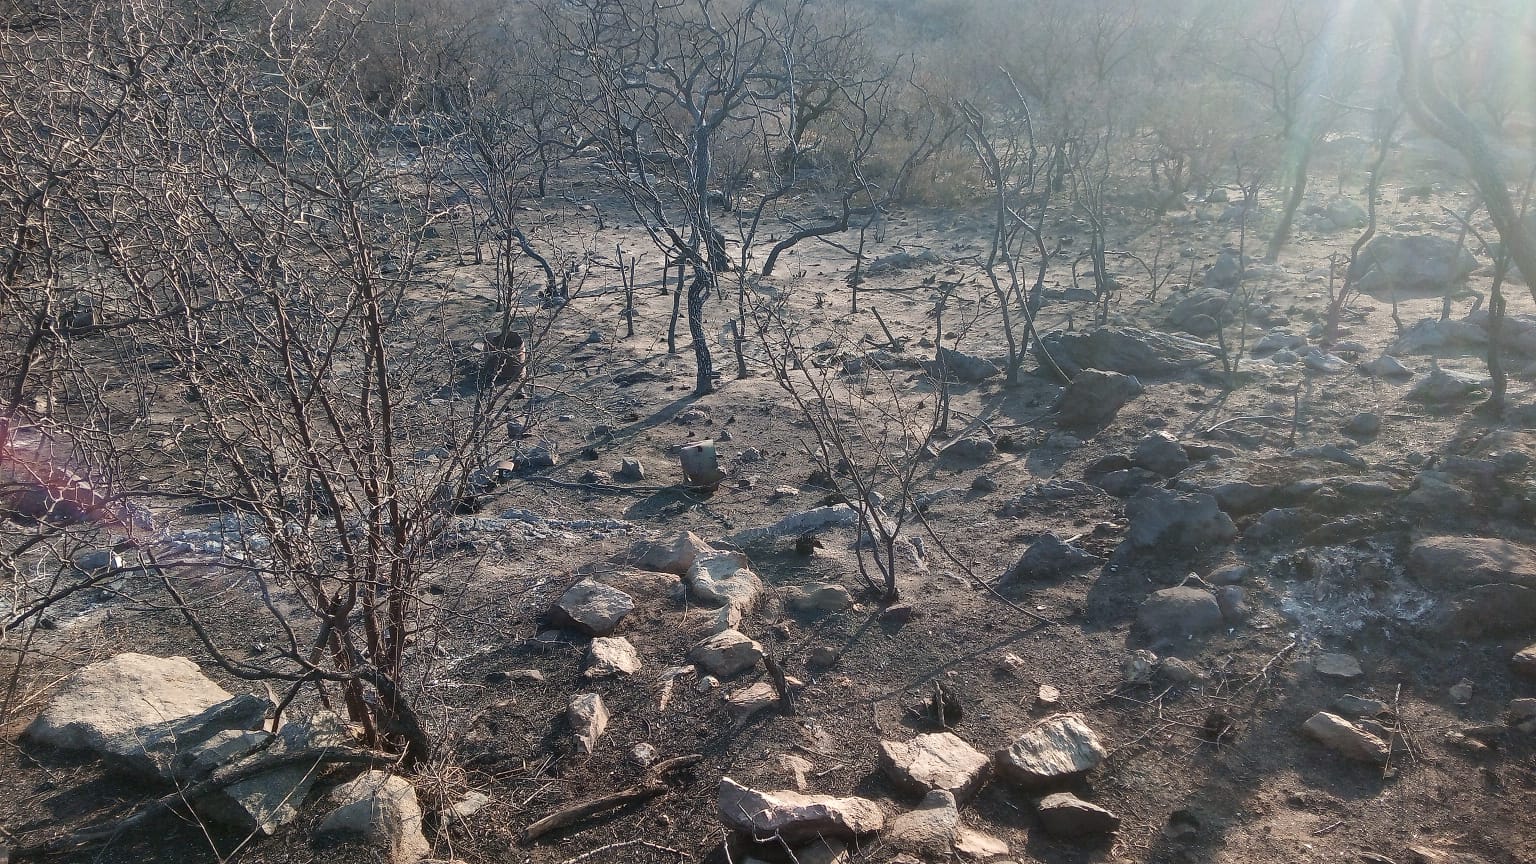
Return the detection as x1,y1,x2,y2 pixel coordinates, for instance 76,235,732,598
4,168,1536,864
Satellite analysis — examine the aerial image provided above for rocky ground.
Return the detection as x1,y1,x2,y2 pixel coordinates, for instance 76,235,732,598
4,163,1536,864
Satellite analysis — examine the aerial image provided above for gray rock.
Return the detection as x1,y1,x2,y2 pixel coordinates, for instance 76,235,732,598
1360,355,1413,378
630,531,715,574
1005,532,1104,582
1407,367,1485,403
549,579,634,636
1514,644,1536,679
1323,197,1367,231
1125,488,1236,551
1253,329,1307,354
941,437,996,462
315,771,431,864
993,713,1107,790
72,548,123,576
689,629,764,677
784,583,854,615
1344,412,1382,437
1157,657,1205,686
1408,536,1536,589
1215,585,1248,623
1056,369,1144,427
1036,792,1121,838
935,347,1001,382
1208,565,1249,585
616,458,646,481
717,777,885,843
726,681,784,719
1042,327,1218,379
1093,467,1163,497
584,636,642,678
1315,653,1364,680
568,693,609,754
25,653,234,753
1133,431,1190,476
101,693,271,780
1304,349,1350,374
1203,251,1243,290
1137,587,1224,638
196,712,350,836
1182,313,1220,337
1164,288,1232,328
1302,712,1389,763
1347,234,1478,299
686,552,764,615
725,505,859,548
877,732,992,803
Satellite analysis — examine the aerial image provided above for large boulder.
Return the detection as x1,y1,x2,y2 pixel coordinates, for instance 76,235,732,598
1056,370,1143,428
315,771,432,864
717,778,884,843
25,654,234,752
1408,536,1536,589
993,713,1107,790
1042,327,1218,378
877,732,992,803
549,579,634,636
1347,234,1477,299
1124,488,1236,551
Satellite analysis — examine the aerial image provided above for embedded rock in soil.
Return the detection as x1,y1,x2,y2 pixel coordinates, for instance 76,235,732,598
689,629,764,677
1133,431,1190,476
196,712,350,836
1035,792,1121,838
993,713,1107,790
1407,367,1485,403
1004,533,1103,583
315,771,431,864
941,436,996,462
630,530,715,575
1336,695,1389,717
726,681,789,719
877,732,992,803
1440,583,1536,637
784,582,854,615
549,579,634,636
24,653,234,752
1042,327,1217,379
1514,644,1536,679
1055,369,1143,428
1124,488,1235,551
1344,412,1382,437
1137,587,1224,638
1408,536,1536,589
686,552,764,614
1360,354,1414,378
1301,711,1390,763
584,636,642,678
935,347,1001,382
568,693,609,754
1315,653,1364,681
717,777,885,843
725,505,858,547
885,789,961,857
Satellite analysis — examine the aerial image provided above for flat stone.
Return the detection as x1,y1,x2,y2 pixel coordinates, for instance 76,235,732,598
25,654,234,753
993,713,1107,790
101,693,271,781
1315,653,1364,680
315,771,431,864
584,636,642,678
690,629,764,677
1035,792,1121,838
717,777,884,843
549,579,634,636
878,732,992,803
1408,536,1536,588
726,682,782,719
1335,695,1389,717
784,583,854,615
568,693,609,754
1302,711,1389,763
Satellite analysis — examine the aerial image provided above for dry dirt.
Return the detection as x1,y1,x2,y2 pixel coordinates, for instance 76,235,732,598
3,153,1536,864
